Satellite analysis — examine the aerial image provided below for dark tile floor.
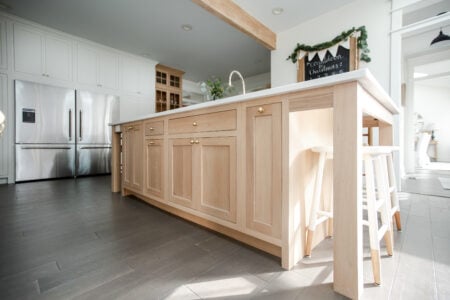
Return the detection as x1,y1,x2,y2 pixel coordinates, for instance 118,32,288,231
0,176,448,299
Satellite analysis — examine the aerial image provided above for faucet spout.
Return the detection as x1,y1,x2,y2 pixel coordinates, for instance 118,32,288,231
228,70,246,95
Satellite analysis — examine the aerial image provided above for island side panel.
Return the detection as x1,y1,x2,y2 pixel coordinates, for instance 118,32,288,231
333,82,363,300
111,126,121,193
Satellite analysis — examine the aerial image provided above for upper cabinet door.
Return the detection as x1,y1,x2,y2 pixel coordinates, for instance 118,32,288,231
14,23,73,82
139,63,154,96
13,24,44,76
0,19,7,70
77,43,97,86
98,49,119,90
44,35,72,81
121,56,139,95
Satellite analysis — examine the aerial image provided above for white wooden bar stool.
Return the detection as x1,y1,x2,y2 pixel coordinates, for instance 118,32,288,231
305,146,333,257
362,147,394,285
306,146,396,286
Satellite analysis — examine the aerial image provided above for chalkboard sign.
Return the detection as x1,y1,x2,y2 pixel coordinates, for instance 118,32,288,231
297,37,358,82
305,46,349,80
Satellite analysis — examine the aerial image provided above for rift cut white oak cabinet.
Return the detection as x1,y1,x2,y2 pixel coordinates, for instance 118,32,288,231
13,23,72,82
76,42,119,90
113,69,400,300
122,122,143,193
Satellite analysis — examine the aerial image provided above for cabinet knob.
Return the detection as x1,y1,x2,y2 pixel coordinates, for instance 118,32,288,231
194,140,200,144
192,122,198,127
257,107,264,113
127,126,134,130
149,141,155,145
189,139,195,144
149,127,154,131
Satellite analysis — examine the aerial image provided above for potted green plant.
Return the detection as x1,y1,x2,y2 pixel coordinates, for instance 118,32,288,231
206,78,225,100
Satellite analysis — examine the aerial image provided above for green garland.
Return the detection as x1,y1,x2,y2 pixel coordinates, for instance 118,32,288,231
287,26,371,63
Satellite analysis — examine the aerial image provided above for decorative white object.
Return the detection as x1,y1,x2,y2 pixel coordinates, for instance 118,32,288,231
0,110,5,135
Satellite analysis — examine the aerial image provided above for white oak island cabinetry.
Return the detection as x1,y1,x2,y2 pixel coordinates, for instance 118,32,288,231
111,69,399,300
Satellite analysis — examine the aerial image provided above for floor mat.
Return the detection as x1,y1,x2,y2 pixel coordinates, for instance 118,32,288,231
438,177,450,190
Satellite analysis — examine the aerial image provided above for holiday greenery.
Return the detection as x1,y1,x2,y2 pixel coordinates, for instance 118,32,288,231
287,26,371,63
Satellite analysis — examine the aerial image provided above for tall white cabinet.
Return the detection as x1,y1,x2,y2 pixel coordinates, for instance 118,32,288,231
77,42,119,90
13,23,72,82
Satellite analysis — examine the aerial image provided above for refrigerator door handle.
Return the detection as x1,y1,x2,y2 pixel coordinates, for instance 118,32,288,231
21,146,72,150
80,146,112,150
79,110,82,141
69,109,72,141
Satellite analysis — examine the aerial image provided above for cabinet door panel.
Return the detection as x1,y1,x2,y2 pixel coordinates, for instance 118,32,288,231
139,64,154,96
122,56,139,94
77,43,97,86
98,50,119,90
0,20,7,69
198,137,236,223
122,124,143,192
13,24,43,76
145,139,164,200
246,103,282,238
169,138,194,208
44,35,72,81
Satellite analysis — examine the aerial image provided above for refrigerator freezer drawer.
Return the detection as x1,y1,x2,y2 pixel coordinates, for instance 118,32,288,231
16,144,75,182
76,145,112,176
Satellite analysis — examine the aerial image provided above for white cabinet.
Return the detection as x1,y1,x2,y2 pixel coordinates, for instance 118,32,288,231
0,74,7,178
77,42,119,90
0,19,7,70
121,56,154,96
13,23,72,81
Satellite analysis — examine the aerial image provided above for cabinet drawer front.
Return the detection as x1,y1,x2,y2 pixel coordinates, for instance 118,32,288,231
168,109,237,134
145,121,164,136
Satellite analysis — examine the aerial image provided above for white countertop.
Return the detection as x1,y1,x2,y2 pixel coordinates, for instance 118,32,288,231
112,68,399,125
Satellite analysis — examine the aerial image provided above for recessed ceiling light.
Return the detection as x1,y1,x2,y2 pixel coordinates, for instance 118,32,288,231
181,24,193,31
272,7,284,15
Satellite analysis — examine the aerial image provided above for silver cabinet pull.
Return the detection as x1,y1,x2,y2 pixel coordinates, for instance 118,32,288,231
21,146,72,150
69,109,72,141
79,110,82,141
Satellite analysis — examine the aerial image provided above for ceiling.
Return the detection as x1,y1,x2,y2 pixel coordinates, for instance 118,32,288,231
233,0,355,33
0,0,357,82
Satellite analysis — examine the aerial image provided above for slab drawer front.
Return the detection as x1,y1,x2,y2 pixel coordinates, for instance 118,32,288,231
168,109,237,134
145,121,164,136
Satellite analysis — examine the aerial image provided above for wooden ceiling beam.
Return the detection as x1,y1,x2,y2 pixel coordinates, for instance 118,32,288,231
192,0,276,50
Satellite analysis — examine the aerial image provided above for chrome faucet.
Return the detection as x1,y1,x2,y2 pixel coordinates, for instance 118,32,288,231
228,70,246,95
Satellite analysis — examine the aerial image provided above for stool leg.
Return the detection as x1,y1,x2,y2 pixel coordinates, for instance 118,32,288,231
375,156,394,256
365,157,382,285
394,211,402,232
387,154,402,231
305,151,327,257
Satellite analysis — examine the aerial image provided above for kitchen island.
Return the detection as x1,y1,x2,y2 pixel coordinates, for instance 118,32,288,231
111,69,399,300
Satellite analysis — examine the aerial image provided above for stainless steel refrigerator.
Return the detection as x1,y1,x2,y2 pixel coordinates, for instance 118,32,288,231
15,80,118,182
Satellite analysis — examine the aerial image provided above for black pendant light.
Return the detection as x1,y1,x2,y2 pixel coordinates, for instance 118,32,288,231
430,29,450,46
430,12,450,46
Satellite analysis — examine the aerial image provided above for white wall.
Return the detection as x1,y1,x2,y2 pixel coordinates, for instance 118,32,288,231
414,83,450,162
271,0,392,92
